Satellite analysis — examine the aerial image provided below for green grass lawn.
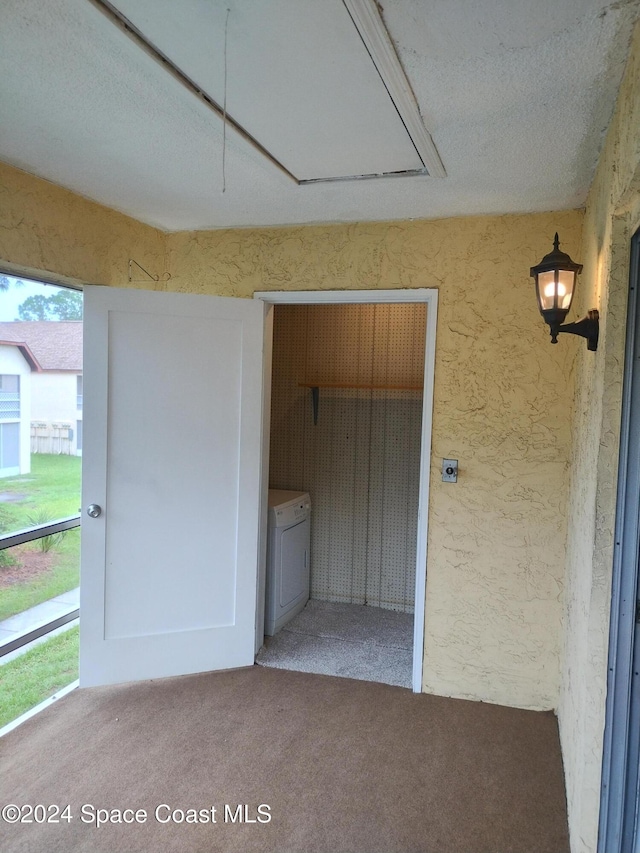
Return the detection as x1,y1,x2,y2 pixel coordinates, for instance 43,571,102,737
0,454,81,621
0,626,79,728
0,531,80,622
0,454,81,531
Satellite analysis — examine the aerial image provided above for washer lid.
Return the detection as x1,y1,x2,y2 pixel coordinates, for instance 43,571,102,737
268,489,310,510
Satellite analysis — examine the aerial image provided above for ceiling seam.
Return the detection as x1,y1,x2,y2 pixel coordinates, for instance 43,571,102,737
341,0,446,178
85,0,300,185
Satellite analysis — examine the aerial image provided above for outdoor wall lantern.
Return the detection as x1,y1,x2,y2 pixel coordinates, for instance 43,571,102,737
530,233,599,351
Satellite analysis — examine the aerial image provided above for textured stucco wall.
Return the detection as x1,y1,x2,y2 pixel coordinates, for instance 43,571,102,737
0,162,165,288
167,211,582,710
559,21,640,853
0,158,582,711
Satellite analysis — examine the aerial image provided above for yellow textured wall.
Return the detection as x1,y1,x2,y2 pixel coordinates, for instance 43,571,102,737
0,159,582,711
0,162,165,288
559,21,640,853
167,211,582,710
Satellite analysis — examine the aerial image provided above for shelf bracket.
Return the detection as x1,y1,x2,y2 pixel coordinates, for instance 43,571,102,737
311,386,319,425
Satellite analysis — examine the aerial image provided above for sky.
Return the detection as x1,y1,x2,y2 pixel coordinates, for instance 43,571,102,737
0,274,74,321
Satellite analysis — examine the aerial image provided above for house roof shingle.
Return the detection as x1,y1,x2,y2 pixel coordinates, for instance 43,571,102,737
0,322,82,371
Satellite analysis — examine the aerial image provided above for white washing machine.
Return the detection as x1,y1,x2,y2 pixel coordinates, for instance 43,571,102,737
265,489,311,636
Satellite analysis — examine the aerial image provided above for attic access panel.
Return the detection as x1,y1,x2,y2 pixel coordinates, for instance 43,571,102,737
106,0,442,182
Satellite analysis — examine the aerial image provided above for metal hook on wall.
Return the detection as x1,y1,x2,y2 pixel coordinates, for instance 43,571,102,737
128,259,172,283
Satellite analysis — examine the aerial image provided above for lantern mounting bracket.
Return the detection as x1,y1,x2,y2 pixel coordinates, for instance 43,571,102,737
550,309,599,351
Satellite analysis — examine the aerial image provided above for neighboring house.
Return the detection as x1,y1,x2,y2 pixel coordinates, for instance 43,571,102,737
0,339,39,477
0,322,82,457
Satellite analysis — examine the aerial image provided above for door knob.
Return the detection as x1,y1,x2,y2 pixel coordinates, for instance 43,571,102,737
87,504,102,518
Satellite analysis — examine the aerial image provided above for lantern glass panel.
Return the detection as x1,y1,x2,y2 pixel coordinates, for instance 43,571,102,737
538,270,575,311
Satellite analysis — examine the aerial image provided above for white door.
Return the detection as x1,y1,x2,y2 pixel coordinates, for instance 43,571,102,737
79,286,265,687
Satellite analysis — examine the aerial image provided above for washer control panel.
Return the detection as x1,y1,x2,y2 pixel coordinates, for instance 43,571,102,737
268,490,312,528
273,499,311,528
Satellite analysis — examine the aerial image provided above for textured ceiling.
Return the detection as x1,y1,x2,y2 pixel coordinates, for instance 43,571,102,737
0,0,639,231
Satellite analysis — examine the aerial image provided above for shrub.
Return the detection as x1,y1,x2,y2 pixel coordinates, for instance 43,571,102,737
25,509,68,553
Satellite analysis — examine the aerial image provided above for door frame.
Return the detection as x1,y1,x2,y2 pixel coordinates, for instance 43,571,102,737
254,288,438,693
598,229,640,851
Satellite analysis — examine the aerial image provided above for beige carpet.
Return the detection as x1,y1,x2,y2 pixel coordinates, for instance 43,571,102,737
0,666,569,853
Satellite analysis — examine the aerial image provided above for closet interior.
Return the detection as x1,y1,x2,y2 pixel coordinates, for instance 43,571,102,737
257,302,426,688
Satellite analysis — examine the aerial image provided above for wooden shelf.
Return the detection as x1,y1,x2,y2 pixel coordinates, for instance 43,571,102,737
298,382,422,391
298,382,422,424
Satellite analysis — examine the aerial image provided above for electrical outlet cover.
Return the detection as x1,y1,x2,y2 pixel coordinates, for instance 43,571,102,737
442,458,458,482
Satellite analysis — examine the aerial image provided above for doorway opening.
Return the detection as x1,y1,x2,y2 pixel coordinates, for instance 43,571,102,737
254,290,438,693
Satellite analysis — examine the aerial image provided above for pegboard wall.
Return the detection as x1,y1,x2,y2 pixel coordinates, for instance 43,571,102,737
269,303,426,613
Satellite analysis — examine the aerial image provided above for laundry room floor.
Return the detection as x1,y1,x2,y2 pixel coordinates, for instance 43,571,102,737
256,599,413,688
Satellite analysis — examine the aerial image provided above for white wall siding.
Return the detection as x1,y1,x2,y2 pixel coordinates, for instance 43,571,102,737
0,344,31,476
31,372,82,455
